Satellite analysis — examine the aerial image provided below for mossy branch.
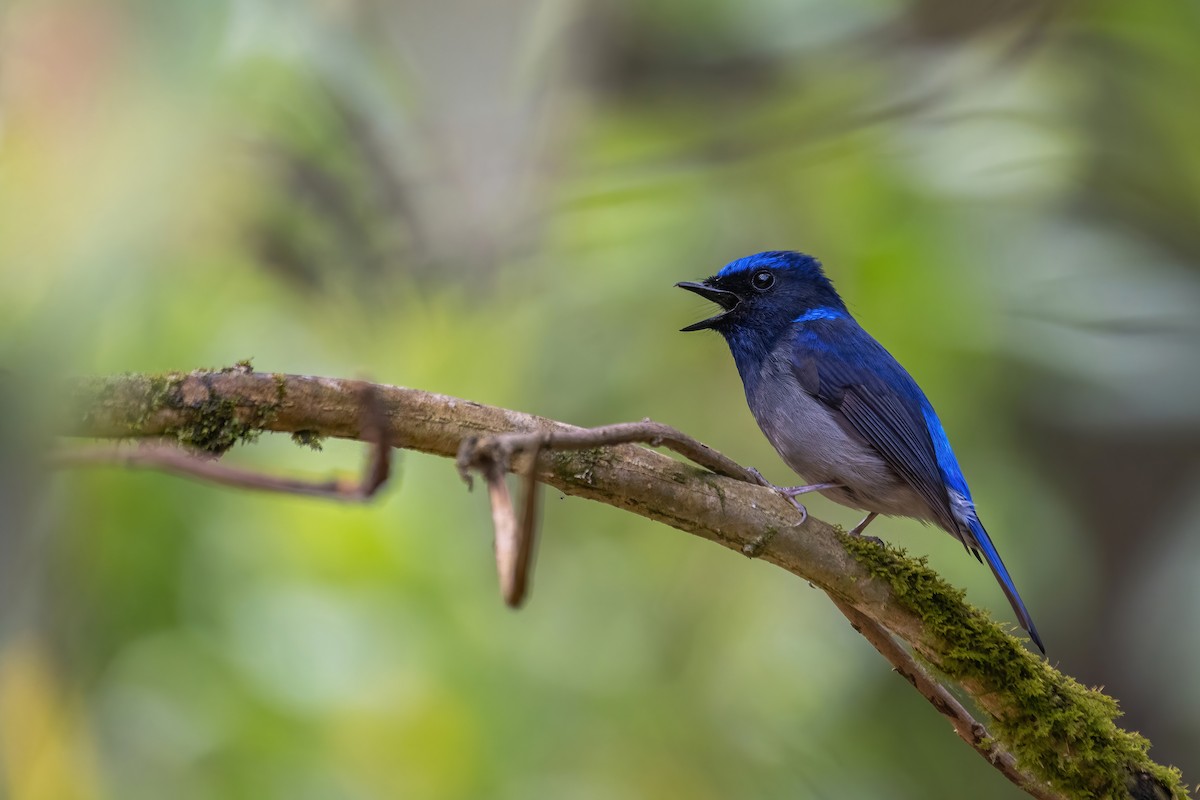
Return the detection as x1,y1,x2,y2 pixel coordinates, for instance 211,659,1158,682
64,367,1188,800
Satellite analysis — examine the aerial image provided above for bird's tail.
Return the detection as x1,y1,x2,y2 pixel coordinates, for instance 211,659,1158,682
967,518,1044,654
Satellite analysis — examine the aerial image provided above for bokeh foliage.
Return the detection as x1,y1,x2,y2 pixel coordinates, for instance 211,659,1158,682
2,1,1199,798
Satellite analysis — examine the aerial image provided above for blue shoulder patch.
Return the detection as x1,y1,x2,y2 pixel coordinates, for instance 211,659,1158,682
793,307,845,323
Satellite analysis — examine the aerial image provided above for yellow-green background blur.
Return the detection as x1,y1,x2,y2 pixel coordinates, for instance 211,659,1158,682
3,1,1200,798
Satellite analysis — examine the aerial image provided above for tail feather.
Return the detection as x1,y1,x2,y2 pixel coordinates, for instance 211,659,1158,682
966,518,1044,654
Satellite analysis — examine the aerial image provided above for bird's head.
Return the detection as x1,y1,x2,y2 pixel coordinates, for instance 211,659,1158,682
676,251,846,339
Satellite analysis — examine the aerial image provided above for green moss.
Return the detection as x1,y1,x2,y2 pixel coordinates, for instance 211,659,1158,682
76,372,177,435
172,393,264,454
145,375,173,408
78,367,284,456
291,430,325,451
841,534,1188,799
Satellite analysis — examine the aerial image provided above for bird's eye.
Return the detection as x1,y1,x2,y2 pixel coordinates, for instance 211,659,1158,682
751,270,775,291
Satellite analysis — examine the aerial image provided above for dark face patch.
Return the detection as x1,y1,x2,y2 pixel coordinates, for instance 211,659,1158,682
677,255,844,336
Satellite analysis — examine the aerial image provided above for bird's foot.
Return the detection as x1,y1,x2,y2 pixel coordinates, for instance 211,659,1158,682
746,467,774,492
848,512,883,546
746,467,839,525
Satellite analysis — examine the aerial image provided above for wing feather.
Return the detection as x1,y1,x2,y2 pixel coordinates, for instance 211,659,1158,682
791,321,958,534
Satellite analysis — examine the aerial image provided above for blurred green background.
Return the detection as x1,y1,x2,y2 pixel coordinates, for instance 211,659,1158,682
3,0,1200,798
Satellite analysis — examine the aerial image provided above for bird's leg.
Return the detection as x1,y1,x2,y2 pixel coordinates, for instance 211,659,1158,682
848,512,884,546
746,467,839,524
849,512,877,536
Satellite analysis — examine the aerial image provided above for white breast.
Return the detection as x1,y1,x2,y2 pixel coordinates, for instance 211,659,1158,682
742,351,938,524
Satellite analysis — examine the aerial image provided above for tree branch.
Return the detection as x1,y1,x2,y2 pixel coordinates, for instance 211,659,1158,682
55,380,392,500
61,368,1187,800
829,596,1058,800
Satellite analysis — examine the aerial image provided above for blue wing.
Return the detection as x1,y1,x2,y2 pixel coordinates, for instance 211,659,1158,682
790,317,961,537
791,316,1045,653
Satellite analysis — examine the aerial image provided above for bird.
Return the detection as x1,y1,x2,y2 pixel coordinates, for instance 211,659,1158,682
677,250,1043,653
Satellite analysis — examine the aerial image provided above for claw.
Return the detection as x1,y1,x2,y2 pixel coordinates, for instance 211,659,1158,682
746,466,774,489
746,468,839,525
847,512,883,545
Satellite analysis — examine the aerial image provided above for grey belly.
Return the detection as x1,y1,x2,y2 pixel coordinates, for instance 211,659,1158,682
745,370,936,524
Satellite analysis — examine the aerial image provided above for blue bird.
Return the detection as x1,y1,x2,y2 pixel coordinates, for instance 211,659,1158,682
678,250,1043,653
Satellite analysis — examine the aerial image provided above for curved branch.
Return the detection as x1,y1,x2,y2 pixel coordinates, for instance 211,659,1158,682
62,368,1187,800
829,597,1056,800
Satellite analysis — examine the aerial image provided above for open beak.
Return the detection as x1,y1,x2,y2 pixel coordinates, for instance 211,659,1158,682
676,280,740,331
